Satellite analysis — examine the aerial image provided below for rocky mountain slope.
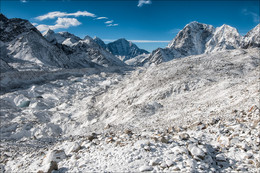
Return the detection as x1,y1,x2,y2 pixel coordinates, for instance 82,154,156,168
0,14,73,71
106,38,149,61
43,30,125,67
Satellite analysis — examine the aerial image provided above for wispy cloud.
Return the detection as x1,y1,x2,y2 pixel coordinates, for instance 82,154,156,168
137,0,152,7
20,0,28,3
107,24,119,27
35,11,96,21
96,17,108,20
36,17,81,32
105,20,114,24
103,39,170,43
242,9,260,23
32,23,38,26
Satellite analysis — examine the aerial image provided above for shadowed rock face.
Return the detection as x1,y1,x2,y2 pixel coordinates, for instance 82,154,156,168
93,36,107,50
107,38,149,61
0,13,40,43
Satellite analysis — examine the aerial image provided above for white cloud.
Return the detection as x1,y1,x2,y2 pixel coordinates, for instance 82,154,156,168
107,24,119,27
32,23,38,26
20,0,28,3
242,9,260,23
137,0,152,7
96,17,108,20
103,39,169,43
36,17,81,32
35,11,96,21
105,20,114,24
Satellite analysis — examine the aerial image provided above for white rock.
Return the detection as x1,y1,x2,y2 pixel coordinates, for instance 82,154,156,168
166,160,175,167
149,158,161,166
190,146,205,159
42,150,66,165
139,165,153,172
160,163,168,168
68,142,81,153
215,153,226,161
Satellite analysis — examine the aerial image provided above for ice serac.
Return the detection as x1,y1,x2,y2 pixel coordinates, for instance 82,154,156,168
242,24,260,48
205,24,242,53
168,21,215,55
93,36,107,50
107,38,149,61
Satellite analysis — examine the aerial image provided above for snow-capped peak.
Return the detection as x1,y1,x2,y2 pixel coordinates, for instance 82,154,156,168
205,24,242,53
242,23,260,48
167,21,215,55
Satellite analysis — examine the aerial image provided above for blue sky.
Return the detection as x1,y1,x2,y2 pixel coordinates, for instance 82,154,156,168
1,0,259,52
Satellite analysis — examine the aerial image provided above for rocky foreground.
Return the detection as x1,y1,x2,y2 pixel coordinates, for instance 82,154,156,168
0,48,259,172
1,105,260,172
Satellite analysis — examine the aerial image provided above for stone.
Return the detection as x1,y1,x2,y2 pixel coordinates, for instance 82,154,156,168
179,133,190,140
215,153,226,161
68,142,81,153
139,165,153,172
18,100,30,108
47,161,58,173
160,163,168,169
189,146,205,160
159,136,168,143
87,133,97,141
166,160,175,167
42,150,66,166
144,145,150,151
0,164,5,173
125,129,133,135
149,158,161,166
38,161,58,173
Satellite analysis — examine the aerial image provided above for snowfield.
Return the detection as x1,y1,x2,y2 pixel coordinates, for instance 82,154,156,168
0,48,259,172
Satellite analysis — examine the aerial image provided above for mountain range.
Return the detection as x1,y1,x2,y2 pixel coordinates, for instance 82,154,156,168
136,21,259,66
0,13,259,72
